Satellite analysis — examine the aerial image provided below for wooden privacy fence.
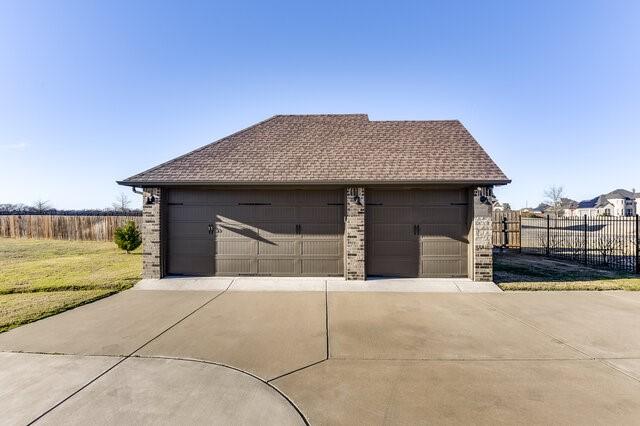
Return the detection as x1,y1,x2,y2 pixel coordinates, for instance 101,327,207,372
492,211,522,248
0,215,143,241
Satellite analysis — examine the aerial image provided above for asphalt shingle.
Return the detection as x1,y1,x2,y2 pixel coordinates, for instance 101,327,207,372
120,114,509,185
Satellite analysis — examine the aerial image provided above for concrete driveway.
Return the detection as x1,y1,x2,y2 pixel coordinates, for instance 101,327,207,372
1,281,640,425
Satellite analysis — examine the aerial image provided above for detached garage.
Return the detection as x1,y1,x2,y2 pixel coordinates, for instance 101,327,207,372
118,114,509,282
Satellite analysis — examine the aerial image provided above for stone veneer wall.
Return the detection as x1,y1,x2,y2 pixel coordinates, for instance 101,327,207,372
344,187,366,280
472,187,493,282
142,187,163,279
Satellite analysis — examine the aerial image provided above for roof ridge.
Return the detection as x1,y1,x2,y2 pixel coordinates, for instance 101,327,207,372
274,113,368,117
272,114,370,122
369,119,461,123
120,115,280,183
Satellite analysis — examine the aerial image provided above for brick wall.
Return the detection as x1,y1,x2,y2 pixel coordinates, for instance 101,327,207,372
344,187,366,280
473,187,493,282
142,188,163,278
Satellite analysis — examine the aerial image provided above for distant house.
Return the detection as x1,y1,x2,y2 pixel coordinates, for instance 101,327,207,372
518,204,544,216
530,198,578,217
570,189,638,217
560,198,579,217
532,203,550,215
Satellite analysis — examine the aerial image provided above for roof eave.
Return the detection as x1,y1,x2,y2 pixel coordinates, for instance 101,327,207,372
117,178,512,187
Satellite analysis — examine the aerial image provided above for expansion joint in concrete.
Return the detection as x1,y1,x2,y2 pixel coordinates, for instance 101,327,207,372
28,279,237,425
472,295,593,359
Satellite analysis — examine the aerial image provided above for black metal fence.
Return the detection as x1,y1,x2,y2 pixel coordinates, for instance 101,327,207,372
518,215,640,273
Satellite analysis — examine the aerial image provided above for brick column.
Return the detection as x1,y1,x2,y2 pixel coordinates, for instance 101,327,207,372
142,187,163,278
345,187,366,280
473,187,493,282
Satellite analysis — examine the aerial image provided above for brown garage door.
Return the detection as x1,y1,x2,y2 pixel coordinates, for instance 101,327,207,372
366,189,469,278
167,189,344,276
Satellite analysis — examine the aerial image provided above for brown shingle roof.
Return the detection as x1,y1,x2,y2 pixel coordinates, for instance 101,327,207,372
119,114,510,186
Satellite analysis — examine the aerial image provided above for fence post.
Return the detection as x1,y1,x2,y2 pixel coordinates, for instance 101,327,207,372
502,216,509,248
546,215,550,256
583,214,588,264
519,214,522,253
636,214,640,274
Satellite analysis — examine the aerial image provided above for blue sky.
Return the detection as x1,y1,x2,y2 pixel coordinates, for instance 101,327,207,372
1,1,638,209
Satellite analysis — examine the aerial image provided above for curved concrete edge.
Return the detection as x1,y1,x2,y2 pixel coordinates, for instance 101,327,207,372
133,355,311,425
0,352,122,426
33,354,308,425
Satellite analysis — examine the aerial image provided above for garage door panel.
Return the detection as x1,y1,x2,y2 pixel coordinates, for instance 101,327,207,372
300,223,343,238
168,205,213,222
168,238,212,256
204,191,241,204
371,241,417,257
421,239,467,257
215,223,257,239
168,222,209,237
257,240,297,256
208,190,295,205
297,190,343,205
301,240,342,256
215,214,247,226
302,259,342,276
370,258,418,277
414,207,466,223
167,189,211,204
413,189,466,204
168,255,211,276
420,223,467,239
215,208,252,222
215,259,253,275
370,224,414,241
264,191,299,205
215,240,254,256
299,206,343,223
369,206,413,223
256,223,297,238
420,258,465,277
257,259,297,275
250,206,297,222
367,190,413,205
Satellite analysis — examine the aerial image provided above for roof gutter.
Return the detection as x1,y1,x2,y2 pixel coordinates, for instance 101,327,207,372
116,179,512,187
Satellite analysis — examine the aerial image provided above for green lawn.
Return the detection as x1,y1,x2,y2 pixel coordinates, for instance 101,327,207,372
494,251,640,291
0,238,141,332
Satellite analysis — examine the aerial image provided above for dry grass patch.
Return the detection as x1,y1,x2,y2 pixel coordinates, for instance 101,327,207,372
494,251,640,291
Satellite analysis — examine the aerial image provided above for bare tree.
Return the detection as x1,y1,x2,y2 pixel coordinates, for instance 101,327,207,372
112,192,132,213
543,185,565,217
0,203,24,212
32,199,52,213
536,229,563,254
593,234,624,266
